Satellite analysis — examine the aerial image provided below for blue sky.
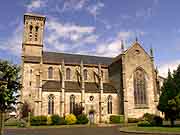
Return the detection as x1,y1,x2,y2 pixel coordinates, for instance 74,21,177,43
0,0,180,76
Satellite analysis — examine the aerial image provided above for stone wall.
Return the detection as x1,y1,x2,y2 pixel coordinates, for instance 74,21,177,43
42,92,61,116
41,64,109,83
41,91,119,123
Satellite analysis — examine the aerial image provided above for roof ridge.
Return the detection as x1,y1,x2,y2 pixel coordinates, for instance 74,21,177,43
43,51,113,59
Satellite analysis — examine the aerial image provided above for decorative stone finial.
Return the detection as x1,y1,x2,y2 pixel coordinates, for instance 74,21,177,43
168,68,171,73
150,47,154,57
135,37,138,42
156,66,158,74
121,40,124,52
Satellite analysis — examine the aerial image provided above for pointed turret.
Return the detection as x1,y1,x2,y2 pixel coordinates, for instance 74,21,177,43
121,40,124,52
156,66,159,74
135,37,138,42
150,47,154,58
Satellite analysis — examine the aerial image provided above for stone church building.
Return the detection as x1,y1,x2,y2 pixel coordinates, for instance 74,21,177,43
21,13,163,123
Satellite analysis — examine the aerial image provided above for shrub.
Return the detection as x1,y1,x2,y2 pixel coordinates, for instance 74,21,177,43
30,115,47,126
142,113,163,126
143,113,154,122
138,120,152,127
47,116,52,125
51,114,65,125
65,114,77,125
110,115,124,124
77,114,89,124
128,118,140,123
17,119,27,128
40,115,47,125
152,116,163,126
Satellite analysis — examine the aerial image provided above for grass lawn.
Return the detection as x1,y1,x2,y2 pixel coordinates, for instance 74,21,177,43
122,126,180,133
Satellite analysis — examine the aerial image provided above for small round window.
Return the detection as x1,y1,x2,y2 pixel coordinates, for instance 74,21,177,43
135,50,140,55
89,96,94,101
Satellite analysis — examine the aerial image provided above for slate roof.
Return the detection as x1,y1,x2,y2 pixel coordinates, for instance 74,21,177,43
42,52,113,65
42,80,117,93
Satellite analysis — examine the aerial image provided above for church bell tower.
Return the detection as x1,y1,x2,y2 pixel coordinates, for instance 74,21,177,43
22,13,46,57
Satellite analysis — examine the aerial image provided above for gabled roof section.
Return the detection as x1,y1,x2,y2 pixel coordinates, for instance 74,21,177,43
123,41,151,58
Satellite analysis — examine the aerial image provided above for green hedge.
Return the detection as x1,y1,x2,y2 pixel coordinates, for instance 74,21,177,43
5,118,18,126
30,115,47,126
110,115,124,124
128,118,140,123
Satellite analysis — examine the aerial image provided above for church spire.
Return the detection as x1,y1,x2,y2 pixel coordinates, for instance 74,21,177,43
121,40,124,52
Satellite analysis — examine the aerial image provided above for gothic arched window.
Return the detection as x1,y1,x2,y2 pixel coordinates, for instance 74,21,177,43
35,26,39,32
29,25,33,33
29,25,33,40
35,26,39,41
134,68,147,106
48,94,54,115
83,69,88,80
70,95,75,114
48,67,53,79
66,68,71,80
107,95,112,114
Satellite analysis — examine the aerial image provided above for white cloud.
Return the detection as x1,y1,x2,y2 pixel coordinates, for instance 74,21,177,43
26,0,47,12
95,30,146,57
96,31,135,57
87,1,104,18
59,0,105,19
62,0,88,12
45,19,98,52
159,60,180,77
118,31,134,40
0,23,22,56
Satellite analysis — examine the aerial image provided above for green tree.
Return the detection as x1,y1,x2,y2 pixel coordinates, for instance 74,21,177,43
0,60,21,135
157,66,180,126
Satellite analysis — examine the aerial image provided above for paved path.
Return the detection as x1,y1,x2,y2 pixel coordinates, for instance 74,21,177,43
4,126,123,135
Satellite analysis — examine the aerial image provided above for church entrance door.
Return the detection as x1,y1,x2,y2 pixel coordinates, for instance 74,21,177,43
89,111,94,125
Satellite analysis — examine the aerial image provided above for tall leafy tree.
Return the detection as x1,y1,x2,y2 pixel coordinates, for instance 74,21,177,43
0,60,21,135
158,66,180,126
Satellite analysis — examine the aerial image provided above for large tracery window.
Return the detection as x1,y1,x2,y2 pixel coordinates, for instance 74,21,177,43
107,95,112,114
48,67,53,79
48,94,54,115
83,69,88,80
134,68,147,106
66,68,71,80
70,95,75,114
